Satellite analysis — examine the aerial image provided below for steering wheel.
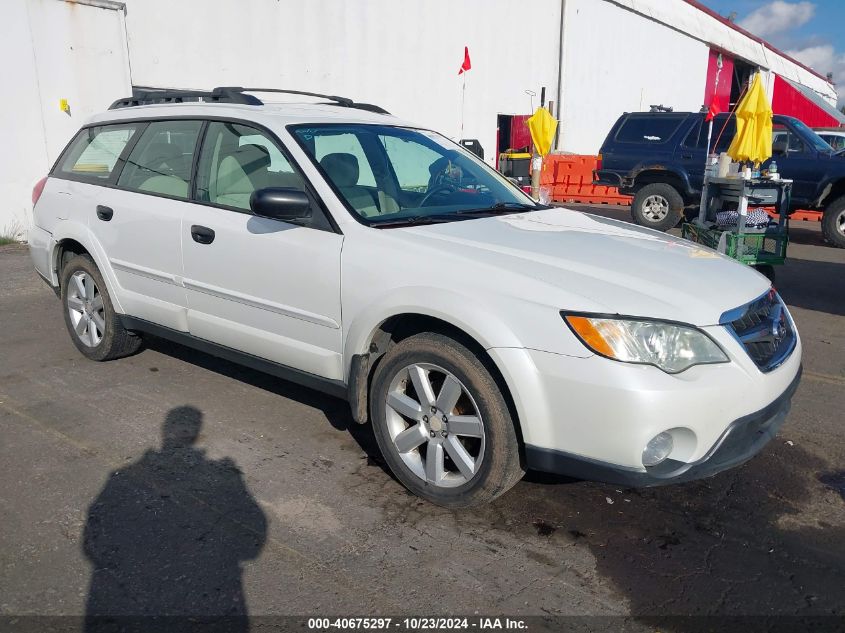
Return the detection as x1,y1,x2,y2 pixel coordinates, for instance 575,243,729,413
418,184,456,208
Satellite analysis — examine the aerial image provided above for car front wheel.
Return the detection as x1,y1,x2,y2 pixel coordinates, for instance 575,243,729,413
369,332,524,507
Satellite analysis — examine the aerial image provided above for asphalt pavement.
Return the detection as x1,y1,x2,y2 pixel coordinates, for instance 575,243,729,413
1,205,843,631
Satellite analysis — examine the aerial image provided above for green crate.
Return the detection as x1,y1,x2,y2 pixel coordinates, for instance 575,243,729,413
681,223,788,266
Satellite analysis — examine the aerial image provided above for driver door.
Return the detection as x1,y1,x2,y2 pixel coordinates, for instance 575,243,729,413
764,124,818,206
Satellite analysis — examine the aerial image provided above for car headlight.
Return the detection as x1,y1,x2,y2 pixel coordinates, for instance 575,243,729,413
562,313,728,374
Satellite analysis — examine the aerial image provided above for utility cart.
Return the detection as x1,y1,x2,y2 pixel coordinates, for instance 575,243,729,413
682,175,792,282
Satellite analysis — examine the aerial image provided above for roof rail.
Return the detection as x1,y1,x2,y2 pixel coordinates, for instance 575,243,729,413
109,86,390,114
108,86,261,110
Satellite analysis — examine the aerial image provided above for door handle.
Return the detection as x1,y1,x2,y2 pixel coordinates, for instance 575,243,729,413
681,153,693,159
96,205,114,221
190,225,215,245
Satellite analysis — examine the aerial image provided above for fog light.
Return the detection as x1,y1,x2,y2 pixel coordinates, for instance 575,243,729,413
642,432,674,467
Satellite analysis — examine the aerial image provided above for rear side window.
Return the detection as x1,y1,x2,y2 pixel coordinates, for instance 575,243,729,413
683,116,736,153
614,115,686,144
56,124,141,181
117,120,203,199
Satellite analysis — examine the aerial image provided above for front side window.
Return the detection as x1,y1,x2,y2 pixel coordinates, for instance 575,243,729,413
773,125,806,154
117,120,202,199
57,124,141,181
291,124,537,224
196,122,305,210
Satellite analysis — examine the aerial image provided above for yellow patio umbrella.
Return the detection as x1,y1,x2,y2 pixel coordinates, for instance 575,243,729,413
527,107,558,157
726,73,773,166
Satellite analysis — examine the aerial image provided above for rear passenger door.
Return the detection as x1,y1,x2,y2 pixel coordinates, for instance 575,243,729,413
675,115,735,193
91,120,202,330
180,121,344,380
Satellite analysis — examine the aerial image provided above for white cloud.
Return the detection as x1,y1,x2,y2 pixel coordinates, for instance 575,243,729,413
786,44,845,105
738,1,815,38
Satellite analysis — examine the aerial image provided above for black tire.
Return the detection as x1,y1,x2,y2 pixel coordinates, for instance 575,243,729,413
631,183,685,232
369,332,524,507
821,196,845,248
60,254,142,361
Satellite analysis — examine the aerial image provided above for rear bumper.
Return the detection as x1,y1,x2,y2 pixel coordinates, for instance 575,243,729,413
525,366,801,487
592,169,624,187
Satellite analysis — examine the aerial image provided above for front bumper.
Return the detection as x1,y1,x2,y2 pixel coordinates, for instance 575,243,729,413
524,366,801,487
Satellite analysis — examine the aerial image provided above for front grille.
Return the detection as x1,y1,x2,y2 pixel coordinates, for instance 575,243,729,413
723,289,796,372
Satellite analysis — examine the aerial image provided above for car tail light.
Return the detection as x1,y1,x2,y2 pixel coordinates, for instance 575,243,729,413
521,185,532,194
596,153,603,171
32,176,48,206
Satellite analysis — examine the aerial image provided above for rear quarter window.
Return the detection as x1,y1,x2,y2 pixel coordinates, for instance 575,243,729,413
55,124,142,182
614,115,687,144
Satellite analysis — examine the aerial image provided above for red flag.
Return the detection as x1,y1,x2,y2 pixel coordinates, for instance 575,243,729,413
705,94,721,121
458,47,471,75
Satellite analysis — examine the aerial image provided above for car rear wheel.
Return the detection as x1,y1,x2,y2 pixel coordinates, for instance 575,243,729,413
369,332,524,507
631,183,684,232
821,196,845,248
61,255,142,361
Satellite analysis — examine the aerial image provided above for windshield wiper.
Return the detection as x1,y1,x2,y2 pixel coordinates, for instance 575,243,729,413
454,202,549,216
371,215,460,228
371,203,551,228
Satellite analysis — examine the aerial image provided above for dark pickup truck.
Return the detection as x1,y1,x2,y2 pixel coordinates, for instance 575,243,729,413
594,111,845,248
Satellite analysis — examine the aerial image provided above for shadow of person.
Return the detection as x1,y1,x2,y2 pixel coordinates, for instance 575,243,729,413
83,406,267,632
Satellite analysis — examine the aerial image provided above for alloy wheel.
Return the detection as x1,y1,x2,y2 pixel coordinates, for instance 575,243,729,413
384,363,485,488
67,271,105,347
642,194,670,222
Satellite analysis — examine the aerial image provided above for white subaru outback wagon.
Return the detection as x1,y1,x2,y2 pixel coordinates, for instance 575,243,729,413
29,87,802,507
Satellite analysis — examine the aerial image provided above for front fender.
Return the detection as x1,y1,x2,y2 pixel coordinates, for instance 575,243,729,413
342,286,527,381
50,220,125,314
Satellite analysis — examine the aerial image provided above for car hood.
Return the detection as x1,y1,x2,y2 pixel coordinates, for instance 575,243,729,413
394,208,770,326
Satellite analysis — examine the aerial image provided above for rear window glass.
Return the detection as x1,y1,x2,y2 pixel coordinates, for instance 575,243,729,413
57,124,141,181
614,115,686,144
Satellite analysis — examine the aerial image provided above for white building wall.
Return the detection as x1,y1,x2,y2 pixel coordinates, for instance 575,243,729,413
121,0,563,167
0,0,47,237
0,0,131,237
558,0,709,154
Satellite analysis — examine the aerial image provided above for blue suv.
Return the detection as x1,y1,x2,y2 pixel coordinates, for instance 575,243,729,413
594,111,845,248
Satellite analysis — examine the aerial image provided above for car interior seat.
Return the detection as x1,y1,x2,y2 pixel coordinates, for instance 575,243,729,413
319,153,381,217
214,143,274,209
134,141,191,198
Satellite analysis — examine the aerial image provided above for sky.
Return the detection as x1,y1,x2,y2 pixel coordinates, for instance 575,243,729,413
700,0,845,105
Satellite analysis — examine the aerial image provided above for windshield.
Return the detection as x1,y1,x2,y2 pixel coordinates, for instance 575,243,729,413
290,124,539,225
788,118,835,152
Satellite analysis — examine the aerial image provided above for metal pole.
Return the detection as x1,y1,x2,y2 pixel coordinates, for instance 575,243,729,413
460,72,466,140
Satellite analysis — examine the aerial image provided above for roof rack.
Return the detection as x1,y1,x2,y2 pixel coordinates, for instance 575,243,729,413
108,86,390,114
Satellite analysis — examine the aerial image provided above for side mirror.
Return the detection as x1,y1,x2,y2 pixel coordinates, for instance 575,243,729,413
772,140,788,156
250,188,311,222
